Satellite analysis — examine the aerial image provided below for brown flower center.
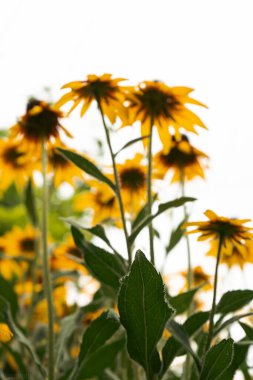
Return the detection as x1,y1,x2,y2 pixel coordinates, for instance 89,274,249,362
3,146,24,168
159,147,197,168
67,246,82,258
78,80,117,102
19,237,35,253
49,151,69,168
120,168,146,191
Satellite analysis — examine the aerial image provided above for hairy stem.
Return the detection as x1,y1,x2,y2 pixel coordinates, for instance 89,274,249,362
97,101,132,265
41,138,55,380
205,235,224,353
147,121,155,265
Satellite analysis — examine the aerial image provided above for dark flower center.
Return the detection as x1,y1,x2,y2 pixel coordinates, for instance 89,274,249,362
78,80,117,102
159,147,197,168
67,246,82,258
19,238,35,252
49,151,69,168
96,193,115,208
3,147,24,168
135,86,179,120
120,168,146,191
21,98,60,141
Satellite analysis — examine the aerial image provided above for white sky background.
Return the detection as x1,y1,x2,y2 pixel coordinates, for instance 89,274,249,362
1,0,253,290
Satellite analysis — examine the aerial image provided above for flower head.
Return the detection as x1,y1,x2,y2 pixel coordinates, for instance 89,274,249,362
4,225,36,258
154,135,208,182
117,153,147,213
11,98,71,146
57,74,127,123
181,266,212,291
184,210,253,257
124,81,206,153
74,179,120,226
0,138,36,190
0,323,13,343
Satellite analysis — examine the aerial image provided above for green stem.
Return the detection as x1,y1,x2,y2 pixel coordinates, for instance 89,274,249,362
97,101,132,265
205,235,224,353
41,138,55,380
147,121,155,265
180,171,192,290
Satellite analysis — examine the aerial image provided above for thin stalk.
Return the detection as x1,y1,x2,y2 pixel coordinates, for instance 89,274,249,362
205,235,224,353
147,121,155,265
41,138,55,380
26,229,40,328
180,170,192,290
97,101,132,265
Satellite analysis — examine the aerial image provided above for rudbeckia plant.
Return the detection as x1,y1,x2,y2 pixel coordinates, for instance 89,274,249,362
1,73,253,380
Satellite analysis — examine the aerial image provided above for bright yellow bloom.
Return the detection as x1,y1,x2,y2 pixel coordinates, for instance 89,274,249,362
56,74,127,123
184,210,253,257
180,266,212,291
117,153,147,213
0,236,26,280
74,179,120,226
4,225,36,258
207,239,253,269
51,235,87,275
0,138,36,191
47,142,84,186
0,323,13,343
153,135,208,182
124,81,206,153
11,98,71,147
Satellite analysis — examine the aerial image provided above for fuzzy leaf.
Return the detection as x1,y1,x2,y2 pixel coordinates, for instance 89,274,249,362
200,339,234,380
24,179,38,227
118,250,174,378
216,290,253,315
168,287,200,315
58,148,116,191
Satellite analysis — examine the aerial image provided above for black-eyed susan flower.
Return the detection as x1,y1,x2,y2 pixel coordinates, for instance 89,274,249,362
4,225,36,258
184,210,253,256
0,236,26,280
180,265,212,291
0,323,13,343
11,98,71,147
124,81,207,153
117,153,147,213
0,138,36,191
74,179,120,226
47,142,84,187
56,74,127,123
153,135,208,183
207,239,253,269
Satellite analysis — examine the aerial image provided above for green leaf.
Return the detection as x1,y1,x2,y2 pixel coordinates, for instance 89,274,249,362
114,135,150,157
240,322,253,340
3,346,29,380
0,277,18,318
78,310,120,365
216,290,253,315
65,220,120,256
128,197,195,244
58,148,116,191
166,319,201,371
74,338,124,380
118,250,174,378
168,287,200,315
162,311,209,373
71,226,126,289
0,297,46,378
218,342,249,380
24,179,38,227
166,219,186,254
214,312,253,336
131,194,157,231
200,339,234,380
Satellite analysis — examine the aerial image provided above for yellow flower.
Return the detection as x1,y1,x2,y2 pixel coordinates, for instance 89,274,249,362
11,98,71,147
117,153,147,213
0,323,13,343
0,138,36,191
0,236,26,280
124,81,206,153
184,210,253,257
181,266,212,291
153,135,208,182
57,74,127,123
51,235,87,275
47,141,84,186
4,225,36,258
207,239,253,269
74,179,120,226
